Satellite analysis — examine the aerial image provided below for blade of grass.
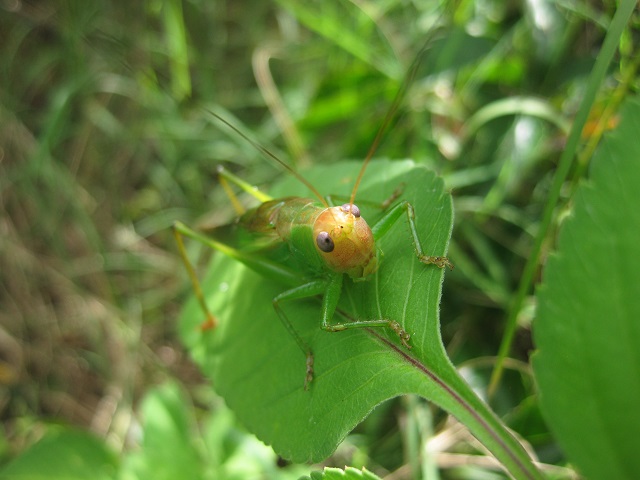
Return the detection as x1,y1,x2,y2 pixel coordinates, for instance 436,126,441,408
162,0,191,100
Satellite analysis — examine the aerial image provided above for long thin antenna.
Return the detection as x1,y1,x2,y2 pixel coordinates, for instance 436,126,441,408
349,14,448,206
206,109,328,207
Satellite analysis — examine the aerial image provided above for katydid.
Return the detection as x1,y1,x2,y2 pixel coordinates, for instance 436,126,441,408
173,46,453,390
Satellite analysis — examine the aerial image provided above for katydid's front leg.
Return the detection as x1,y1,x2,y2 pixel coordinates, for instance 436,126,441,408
319,273,412,349
371,201,453,270
274,273,413,389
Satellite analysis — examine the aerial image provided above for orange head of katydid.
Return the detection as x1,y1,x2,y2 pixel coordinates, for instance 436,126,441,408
313,202,377,280
206,37,424,283
205,110,380,280
308,72,396,282
307,38,420,282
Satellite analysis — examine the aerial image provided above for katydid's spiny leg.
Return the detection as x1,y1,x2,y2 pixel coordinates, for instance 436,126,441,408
319,274,412,349
371,200,453,270
275,273,413,389
173,220,267,331
272,279,327,390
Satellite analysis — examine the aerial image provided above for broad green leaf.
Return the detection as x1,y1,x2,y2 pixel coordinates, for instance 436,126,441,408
179,160,541,478
533,96,640,477
0,428,117,480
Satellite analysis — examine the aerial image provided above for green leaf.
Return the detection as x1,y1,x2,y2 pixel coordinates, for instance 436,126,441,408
179,160,541,478
0,428,118,480
533,96,640,477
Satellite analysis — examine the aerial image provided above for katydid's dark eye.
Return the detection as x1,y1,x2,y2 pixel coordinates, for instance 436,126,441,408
340,203,360,217
316,231,334,252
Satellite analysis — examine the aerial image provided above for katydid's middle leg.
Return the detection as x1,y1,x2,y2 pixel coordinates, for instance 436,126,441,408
371,200,453,270
272,279,328,390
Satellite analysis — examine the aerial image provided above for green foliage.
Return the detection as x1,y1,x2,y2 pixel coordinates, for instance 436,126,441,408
0,428,118,480
118,382,310,480
0,383,310,480
489,0,639,395
1,0,638,478
274,0,403,79
533,97,640,477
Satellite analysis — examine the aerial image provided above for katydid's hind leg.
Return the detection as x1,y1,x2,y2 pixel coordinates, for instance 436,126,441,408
217,170,245,216
174,220,302,331
319,274,412,349
216,166,273,206
272,279,327,390
371,200,453,270
173,223,217,331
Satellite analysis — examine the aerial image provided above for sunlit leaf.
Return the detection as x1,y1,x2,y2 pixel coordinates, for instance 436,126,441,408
533,97,640,478
179,160,541,478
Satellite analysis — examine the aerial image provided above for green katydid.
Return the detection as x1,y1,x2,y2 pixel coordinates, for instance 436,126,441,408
173,40,453,390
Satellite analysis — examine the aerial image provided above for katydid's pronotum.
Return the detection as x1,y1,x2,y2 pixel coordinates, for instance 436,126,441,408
173,40,453,390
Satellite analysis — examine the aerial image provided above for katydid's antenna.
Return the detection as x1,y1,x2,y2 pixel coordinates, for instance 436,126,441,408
206,109,328,207
349,11,448,207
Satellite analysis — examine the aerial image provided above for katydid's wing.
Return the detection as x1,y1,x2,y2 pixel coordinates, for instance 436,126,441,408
179,160,540,478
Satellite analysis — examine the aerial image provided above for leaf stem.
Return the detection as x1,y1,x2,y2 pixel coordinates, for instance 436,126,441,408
370,329,543,479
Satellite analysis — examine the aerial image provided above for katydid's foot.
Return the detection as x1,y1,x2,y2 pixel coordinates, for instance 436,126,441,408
199,313,218,331
420,255,454,270
389,321,411,349
304,353,314,390
324,320,411,349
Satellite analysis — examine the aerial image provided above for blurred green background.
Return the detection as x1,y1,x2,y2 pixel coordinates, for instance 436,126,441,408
1,0,637,478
